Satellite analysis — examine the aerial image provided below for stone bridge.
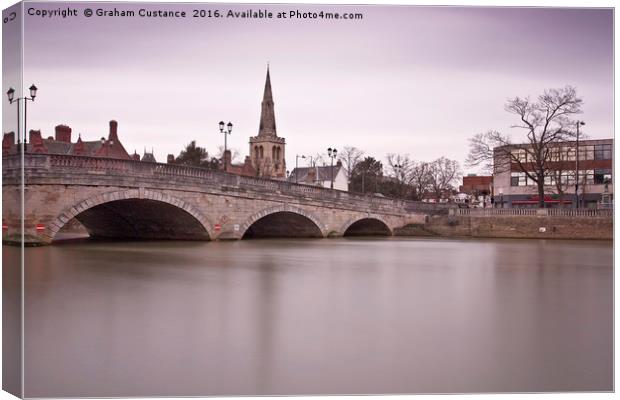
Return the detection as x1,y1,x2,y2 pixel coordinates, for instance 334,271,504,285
2,154,449,245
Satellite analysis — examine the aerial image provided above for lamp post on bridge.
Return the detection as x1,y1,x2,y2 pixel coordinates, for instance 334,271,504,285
219,121,233,172
394,163,403,197
295,154,306,184
6,84,38,149
327,147,338,189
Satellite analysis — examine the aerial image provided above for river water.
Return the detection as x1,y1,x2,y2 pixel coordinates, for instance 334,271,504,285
8,237,613,397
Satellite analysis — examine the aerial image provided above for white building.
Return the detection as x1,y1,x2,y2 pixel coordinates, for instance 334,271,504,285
288,162,348,191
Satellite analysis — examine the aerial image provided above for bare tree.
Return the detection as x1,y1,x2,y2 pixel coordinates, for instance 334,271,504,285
313,153,326,167
384,153,414,198
385,153,413,181
408,161,432,201
337,146,365,188
427,157,462,201
466,86,583,208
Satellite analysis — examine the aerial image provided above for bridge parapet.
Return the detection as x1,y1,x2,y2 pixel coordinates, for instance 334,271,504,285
4,154,451,214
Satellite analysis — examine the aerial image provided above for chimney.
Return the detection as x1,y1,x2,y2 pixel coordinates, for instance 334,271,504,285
167,154,175,164
29,129,42,143
28,130,47,153
108,120,119,142
2,132,15,154
54,124,72,143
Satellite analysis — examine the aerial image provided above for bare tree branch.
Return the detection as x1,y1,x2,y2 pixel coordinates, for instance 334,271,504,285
466,86,583,208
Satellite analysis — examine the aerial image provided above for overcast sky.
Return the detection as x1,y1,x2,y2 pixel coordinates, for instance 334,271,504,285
4,2,613,174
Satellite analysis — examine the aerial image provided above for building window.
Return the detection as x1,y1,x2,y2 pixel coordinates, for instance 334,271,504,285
511,149,528,163
562,146,576,161
594,144,612,160
578,145,595,161
594,169,612,184
544,175,555,185
580,170,594,185
510,172,527,186
559,170,575,186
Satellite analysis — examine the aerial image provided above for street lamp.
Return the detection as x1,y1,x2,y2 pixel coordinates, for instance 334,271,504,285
394,163,404,198
6,84,38,148
394,164,403,181
575,121,585,209
295,154,306,183
327,147,338,189
219,121,233,172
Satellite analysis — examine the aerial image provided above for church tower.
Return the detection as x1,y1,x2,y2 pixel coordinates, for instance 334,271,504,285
249,66,286,179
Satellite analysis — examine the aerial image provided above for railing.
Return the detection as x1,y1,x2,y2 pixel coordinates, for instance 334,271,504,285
458,208,538,216
457,208,612,218
546,208,613,217
3,153,448,213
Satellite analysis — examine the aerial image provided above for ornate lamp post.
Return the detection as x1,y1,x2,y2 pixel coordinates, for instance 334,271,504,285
6,84,38,148
394,164,403,181
219,121,233,172
575,120,585,209
327,147,338,189
394,163,403,198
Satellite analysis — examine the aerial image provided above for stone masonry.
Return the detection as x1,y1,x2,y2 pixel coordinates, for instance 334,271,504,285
2,154,442,245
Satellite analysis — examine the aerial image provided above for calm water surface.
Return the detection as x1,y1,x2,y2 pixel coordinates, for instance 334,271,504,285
11,237,613,396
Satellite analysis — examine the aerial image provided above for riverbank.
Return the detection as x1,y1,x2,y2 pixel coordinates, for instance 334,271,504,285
394,213,613,240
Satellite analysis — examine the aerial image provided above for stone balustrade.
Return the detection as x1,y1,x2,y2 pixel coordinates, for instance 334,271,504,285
3,153,450,215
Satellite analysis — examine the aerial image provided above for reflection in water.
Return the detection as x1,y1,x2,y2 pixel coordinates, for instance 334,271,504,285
12,237,612,397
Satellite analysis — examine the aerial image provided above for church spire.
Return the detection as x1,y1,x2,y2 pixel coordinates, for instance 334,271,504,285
258,65,277,137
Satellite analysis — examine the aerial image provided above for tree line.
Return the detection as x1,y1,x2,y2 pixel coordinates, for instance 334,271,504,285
336,147,462,201
170,86,590,208
170,140,463,201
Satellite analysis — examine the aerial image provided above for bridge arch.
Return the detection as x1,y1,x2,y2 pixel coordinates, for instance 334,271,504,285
48,189,214,241
341,215,393,237
240,205,327,239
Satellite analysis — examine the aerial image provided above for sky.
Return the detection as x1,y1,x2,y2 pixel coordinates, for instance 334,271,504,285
3,1,614,174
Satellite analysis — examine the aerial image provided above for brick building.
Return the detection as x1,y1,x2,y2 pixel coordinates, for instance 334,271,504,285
492,138,613,208
460,175,493,196
3,120,135,161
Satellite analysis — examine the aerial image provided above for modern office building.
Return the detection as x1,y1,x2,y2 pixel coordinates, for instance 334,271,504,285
492,138,613,208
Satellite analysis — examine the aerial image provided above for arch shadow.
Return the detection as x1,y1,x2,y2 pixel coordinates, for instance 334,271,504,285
48,190,213,242
342,217,392,237
241,205,326,239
